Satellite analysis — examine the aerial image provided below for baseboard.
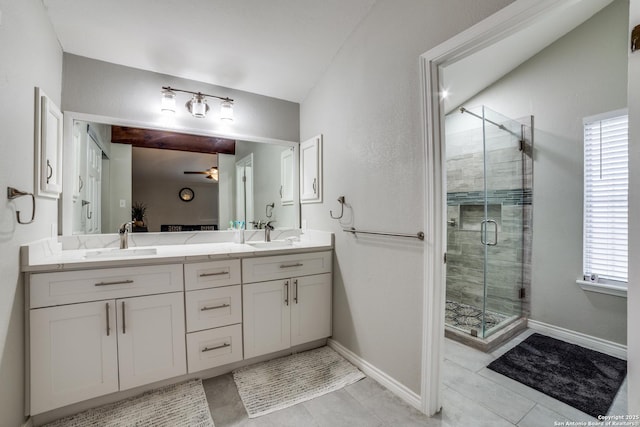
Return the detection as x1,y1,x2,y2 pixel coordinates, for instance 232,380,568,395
21,417,33,427
327,339,422,411
528,319,627,360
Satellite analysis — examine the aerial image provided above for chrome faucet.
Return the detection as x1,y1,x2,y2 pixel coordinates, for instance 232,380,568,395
119,221,133,249
264,221,275,242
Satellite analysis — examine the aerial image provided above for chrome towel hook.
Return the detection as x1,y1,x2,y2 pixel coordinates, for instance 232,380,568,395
330,196,346,220
266,202,275,218
7,187,36,225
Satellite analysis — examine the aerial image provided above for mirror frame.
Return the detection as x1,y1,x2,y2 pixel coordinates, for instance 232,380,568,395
60,111,300,235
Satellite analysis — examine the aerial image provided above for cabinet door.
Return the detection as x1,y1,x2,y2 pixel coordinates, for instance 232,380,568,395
243,280,291,359
291,273,332,346
117,292,186,390
280,147,294,205
300,135,322,203
30,300,118,414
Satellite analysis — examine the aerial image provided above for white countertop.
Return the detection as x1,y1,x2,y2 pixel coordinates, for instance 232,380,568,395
21,230,334,272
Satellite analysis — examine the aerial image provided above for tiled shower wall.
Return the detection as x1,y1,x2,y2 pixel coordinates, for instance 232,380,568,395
445,122,533,323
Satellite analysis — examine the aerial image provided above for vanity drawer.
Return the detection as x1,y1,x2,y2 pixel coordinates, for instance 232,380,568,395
184,259,241,291
242,251,332,283
30,264,184,308
186,324,243,373
185,285,242,332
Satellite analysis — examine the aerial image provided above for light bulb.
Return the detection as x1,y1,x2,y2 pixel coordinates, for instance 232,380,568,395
220,100,234,122
160,88,176,114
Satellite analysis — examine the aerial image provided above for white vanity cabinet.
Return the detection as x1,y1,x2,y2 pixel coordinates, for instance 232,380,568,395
28,265,186,415
184,259,244,373
242,252,332,359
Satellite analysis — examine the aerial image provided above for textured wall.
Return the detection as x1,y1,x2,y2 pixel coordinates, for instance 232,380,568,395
460,0,629,344
0,1,63,425
300,0,514,393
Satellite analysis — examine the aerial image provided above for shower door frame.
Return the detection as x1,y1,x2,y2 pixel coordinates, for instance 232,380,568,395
417,0,579,417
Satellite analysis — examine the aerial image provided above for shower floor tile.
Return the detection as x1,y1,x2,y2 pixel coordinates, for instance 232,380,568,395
445,300,507,333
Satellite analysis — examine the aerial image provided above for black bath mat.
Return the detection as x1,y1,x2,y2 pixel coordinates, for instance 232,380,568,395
487,333,626,418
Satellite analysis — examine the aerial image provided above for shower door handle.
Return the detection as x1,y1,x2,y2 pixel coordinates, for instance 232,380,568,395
480,220,498,246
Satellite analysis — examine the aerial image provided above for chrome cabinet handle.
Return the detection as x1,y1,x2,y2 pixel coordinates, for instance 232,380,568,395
106,302,110,336
284,281,289,306
280,263,303,269
294,279,298,304
312,178,317,194
95,279,134,287
199,271,228,277
46,160,53,184
280,185,283,198
78,176,84,191
202,343,230,352
201,303,230,311
122,301,126,334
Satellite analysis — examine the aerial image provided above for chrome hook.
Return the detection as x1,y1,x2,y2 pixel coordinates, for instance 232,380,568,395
7,187,36,225
330,196,346,220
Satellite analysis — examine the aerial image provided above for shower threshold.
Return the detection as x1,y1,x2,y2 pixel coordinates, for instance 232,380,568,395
445,299,527,352
445,317,527,352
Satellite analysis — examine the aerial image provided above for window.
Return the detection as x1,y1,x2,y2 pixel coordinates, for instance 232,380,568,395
583,110,628,286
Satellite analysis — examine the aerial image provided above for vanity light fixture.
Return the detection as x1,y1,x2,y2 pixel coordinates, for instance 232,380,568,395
160,86,234,121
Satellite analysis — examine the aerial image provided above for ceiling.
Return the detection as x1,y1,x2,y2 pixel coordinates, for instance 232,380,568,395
442,0,615,113
43,1,615,108
41,0,376,103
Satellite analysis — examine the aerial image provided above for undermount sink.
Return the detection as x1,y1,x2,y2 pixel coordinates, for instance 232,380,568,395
246,240,294,249
84,247,158,259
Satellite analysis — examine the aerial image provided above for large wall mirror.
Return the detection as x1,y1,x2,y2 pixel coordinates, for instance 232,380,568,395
60,112,300,235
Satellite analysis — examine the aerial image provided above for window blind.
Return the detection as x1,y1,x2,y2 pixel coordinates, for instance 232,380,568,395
583,112,628,283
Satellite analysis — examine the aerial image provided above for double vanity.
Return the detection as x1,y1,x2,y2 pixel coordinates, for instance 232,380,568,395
21,229,333,416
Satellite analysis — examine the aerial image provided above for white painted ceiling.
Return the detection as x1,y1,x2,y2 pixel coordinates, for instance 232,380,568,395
443,0,615,113
43,0,614,108
41,0,377,103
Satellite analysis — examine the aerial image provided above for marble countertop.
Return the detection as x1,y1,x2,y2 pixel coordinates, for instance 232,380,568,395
21,229,333,273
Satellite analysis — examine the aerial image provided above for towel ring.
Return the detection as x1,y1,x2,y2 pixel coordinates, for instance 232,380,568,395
266,202,275,218
330,196,346,220
7,187,36,225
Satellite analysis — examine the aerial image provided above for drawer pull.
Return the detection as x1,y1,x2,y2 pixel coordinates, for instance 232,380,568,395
202,343,230,352
284,281,289,306
106,302,110,336
201,303,230,311
122,301,126,334
95,279,134,287
294,279,298,304
199,271,228,277
280,263,303,269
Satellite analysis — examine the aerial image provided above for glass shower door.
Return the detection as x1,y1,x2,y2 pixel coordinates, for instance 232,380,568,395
481,106,525,337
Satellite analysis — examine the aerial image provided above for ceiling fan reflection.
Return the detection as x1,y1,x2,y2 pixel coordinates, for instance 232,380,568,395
184,166,219,181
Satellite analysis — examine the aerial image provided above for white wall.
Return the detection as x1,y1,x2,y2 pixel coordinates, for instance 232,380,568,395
457,0,628,344
62,54,300,143
0,1,63,425
626,0,639,414
300,0,513,393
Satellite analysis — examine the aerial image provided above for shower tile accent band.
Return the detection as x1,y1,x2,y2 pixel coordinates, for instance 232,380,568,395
447,188,532,206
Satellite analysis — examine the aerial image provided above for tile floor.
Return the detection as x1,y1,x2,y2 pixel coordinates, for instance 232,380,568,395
203,329,628,427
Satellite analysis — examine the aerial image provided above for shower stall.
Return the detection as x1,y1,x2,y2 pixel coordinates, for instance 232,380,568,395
444,105,533,344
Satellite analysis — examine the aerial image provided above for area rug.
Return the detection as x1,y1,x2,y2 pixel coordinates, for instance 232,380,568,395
233,346,365,418
43,379,214,427
487,333,626,418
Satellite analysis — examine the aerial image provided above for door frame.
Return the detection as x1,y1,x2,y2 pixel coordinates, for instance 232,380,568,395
418,0,587,415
